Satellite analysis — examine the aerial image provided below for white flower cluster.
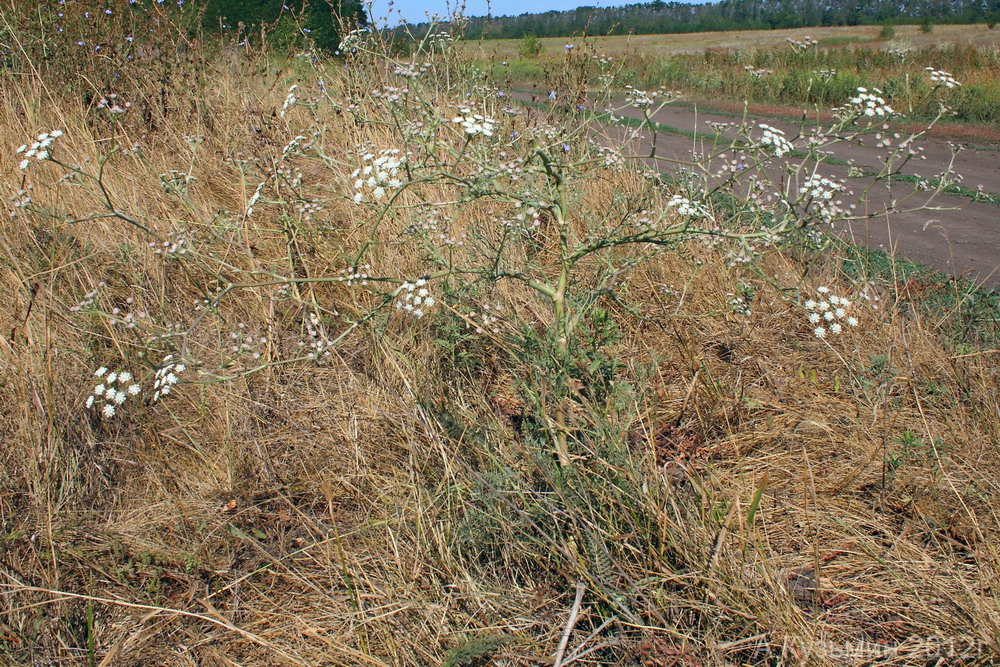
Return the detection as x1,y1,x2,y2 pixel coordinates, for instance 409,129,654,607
152,355,184,402
393,62,431,77
729,293,752,316
623,85,660,108
743,66,774,78
816,68,837,82
758,124,794,157
837,87,894,120
503,205,542,232
303,312,333,361
468,303,502,334
925,67,961,89
108,298,149,329
280,84,298,117
229,324,266,360
426,32,454,49
797,175,848,222
787,36,818,52
96,94,130,115
337,28,370,54
281,134,312,159
371,86,408,103
8,186,32,216
395,279,436,318
712,150,749,176
804,286,859,338
245,182,266,217
338,264,371,286
16,130,63,170
87,367,141,419
707,121,737,135
591,143,625,169
666,194,710,219
70,283,105,313
351,149,404,204
160,170,196,193
452,108,496,137
295,200,323,221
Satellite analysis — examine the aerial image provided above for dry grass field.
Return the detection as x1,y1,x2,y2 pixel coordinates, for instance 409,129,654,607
463,23,1000,60
470,23,1000,125
2,7,1000,666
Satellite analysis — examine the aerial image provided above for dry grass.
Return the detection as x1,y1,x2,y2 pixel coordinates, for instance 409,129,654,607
1,29,999,667
462,24,1000,61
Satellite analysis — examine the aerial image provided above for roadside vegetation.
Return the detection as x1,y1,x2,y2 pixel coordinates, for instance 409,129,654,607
482,27,1000,125
1,3,999,665
627,41,1000,124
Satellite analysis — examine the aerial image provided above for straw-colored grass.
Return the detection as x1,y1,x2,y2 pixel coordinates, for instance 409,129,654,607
1,31,999,667
463,24,1000,60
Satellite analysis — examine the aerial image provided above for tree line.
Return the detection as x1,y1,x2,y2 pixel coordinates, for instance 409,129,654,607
402,0,1000,40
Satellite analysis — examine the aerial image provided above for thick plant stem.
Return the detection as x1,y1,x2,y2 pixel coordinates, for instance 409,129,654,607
553,261,572,467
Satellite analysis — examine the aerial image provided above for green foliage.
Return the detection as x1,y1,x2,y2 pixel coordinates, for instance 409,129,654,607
200,0,367,52
885,430,949,478
622,43,1000,124
878,24,896,40
398,0,997,40
444,635,516,666
518,33,543,59
836,241,1000,349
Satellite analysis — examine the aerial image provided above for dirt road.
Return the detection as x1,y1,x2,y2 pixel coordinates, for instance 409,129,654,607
516,92,1000,288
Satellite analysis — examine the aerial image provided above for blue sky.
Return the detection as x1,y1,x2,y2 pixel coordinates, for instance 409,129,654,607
368,0,633,26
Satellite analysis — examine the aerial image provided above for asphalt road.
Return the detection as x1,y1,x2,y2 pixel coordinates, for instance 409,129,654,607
516,92,1000,288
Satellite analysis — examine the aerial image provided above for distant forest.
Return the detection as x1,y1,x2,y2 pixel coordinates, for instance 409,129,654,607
401,0,1000,39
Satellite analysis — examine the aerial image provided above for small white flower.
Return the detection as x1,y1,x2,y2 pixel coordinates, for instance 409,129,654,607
106,372,118,384
86,395,95,408
804,300,817,310
95,367,108,376
817,286,829,294
830,323,843,334
808,313,821,324
814,326,826,338
102,404,116,418
847,316,859,327
113,391,127,405
18,159,29,170
94,384,106,395
117,371,132,383
127,384,141,395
